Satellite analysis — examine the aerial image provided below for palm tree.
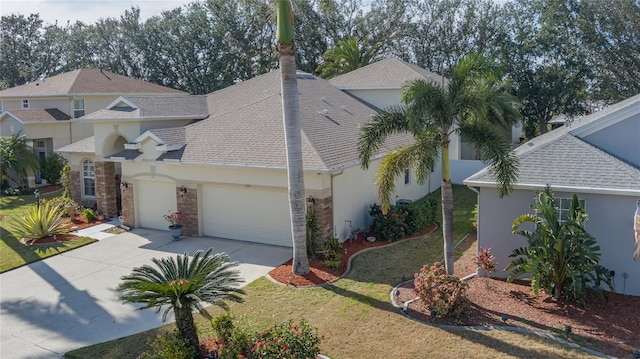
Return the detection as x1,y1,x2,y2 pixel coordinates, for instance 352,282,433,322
316,36,380,79
358,54,521,275
276,0,309,275
116,248,245,357
0,131,40,187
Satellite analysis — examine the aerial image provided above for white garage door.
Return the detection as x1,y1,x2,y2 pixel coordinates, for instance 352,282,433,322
137,180,177,230
202,185,292,247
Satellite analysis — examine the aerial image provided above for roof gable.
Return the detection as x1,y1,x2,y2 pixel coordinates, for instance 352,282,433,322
329,57,446,89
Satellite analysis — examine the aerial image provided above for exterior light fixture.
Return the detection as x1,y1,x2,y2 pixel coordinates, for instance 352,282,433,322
564,325,572,336
120,181,128,191
501,314,508,323
179,186,188,198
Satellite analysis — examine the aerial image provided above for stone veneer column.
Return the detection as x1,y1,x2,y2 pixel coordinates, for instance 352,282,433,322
120,182,135,228
70,170,82,204
177,186,199,237
94,162,118,218
312,196,333,240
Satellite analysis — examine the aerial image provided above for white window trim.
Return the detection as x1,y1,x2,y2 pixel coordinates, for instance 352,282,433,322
73,98,85,118
404,167,411,186
22,99,29,109
82,160,96,198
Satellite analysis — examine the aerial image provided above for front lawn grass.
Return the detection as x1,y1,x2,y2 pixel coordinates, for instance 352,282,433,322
0,192,97,273
66,185,594,358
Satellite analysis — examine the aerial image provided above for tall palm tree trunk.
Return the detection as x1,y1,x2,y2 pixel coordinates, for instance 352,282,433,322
441,142,455,275
277,0,309,275
174,304,199,358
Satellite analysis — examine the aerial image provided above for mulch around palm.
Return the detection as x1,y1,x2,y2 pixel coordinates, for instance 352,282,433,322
269,229,639,358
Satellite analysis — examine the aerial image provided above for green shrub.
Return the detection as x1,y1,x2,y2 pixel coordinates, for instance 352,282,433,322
137,331,197,359
414,262,469,318
306,208,321,260
7,203,69,239
39,197,80,215
220,325,252,359
82,208,97,222
323,237,342,262
211,313,235,345
507,187,614,305
39,153,67,185
369,198,437,241
250,320,321,359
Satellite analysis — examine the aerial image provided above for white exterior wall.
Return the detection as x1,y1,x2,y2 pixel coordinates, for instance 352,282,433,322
451,159,485,184
0,116,22,136
476,187,640,296
332,159,432,240
342,88,402,109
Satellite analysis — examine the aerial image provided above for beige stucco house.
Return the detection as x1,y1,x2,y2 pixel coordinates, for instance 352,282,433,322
0,69,183,187
58,68,434,247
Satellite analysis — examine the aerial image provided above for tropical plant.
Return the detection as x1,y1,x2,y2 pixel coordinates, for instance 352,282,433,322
137,331,198,359
116,248,245,357
211,313,235,346
0,131,40,187
305,207,321,260
82,208,97,222
322,237,342,268
7,202,69,239
506,187,614,304
276,0,309,275
60,162,71,198
474,247,497,277
38,196,80,215
358,53,521,274
316,36,380,79
414,262,469,318
39,153,67,185
250,319,322,359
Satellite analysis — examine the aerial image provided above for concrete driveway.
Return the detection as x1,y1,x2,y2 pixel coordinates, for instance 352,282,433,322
0,227,292,359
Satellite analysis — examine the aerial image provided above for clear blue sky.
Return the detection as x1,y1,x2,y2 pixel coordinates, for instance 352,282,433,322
0,0,194,25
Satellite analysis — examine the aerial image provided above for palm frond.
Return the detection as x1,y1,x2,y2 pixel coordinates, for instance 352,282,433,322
357,106,409,169
374,144,422,213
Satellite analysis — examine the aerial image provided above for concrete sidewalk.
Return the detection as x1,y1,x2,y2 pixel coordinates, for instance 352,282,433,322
0,228,291,359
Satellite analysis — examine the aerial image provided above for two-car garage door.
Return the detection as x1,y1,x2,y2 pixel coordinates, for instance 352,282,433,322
202,184,292,247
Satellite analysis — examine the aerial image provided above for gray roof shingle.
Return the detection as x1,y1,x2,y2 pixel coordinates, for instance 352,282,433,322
465,93,640,194
0,69,184,97
108,149,142,160
178,70,411,171
3,109,70,122
329,57,446,88
83,96,209,120
55,136,95,153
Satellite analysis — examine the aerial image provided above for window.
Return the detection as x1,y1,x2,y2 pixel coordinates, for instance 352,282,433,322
73,99,85,118
404,167,410,185
557,197,586,224
36,140,45,148
0,101,3,112
22,99,29,109
83,160,95,197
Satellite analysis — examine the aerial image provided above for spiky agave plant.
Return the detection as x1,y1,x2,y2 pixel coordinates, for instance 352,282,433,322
8,203,69,239
117,248,245,357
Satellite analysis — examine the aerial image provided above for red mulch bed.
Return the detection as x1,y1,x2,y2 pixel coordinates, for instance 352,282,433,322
268,229,638,358
268,223,438,287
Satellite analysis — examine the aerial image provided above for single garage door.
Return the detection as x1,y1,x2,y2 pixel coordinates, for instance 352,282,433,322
202,184,292,247
137,180,177,230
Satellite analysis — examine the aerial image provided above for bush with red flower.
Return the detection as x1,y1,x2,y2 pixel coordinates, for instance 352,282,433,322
163,210,186,228
251,320,321,359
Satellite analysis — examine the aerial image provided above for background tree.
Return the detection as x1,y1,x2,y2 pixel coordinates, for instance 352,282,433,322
39,153,67,185
358,54,520,275
507,187,614,304
117,248,245,357
0,131,40,188
316,36,380,78
276,0,309,275
497,0,590,137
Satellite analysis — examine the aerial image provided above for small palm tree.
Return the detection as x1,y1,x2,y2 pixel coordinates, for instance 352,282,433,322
0,131,40,187
317,36,380,79
116,248,245,357
358,53,521,275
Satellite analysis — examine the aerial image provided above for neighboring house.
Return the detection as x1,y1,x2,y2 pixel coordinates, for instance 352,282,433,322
0,68,184,186
58,70,431,247
329,57,523,184
465,94,640,296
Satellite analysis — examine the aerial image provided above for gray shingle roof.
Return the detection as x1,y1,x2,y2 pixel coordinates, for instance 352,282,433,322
465,93,640,194
148,127,187,148
178,70,411,171
55,136,95,153
329,57,446,88
3,109,70,122
0,69,184,97
83,96,209,120
108,149,142,160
